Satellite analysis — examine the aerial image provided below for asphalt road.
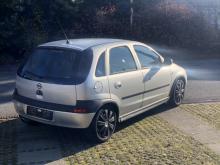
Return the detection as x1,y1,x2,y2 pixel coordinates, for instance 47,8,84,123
0,65,16,104
176,58,220,103
153,45,220,103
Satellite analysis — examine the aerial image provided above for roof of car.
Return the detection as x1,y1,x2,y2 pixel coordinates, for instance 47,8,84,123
39,38,131,51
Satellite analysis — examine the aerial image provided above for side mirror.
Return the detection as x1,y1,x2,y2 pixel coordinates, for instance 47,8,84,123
163,57,173,65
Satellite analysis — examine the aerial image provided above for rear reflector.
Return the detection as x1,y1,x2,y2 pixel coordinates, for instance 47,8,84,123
73,108,87,113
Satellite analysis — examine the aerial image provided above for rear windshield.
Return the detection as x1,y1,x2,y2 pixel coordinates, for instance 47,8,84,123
17,47,93,84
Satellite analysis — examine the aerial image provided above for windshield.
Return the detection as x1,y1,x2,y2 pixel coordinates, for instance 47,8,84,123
17,47,92,84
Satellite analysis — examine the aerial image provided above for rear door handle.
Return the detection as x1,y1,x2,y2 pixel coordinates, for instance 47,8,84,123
114,82,122,89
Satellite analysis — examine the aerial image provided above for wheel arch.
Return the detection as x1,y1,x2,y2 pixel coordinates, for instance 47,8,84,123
169,76,186,97
97,101,120,122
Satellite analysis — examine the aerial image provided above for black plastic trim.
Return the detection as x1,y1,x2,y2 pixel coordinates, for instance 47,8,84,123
122,91,144,100
13,90,101,113
122,84,170,100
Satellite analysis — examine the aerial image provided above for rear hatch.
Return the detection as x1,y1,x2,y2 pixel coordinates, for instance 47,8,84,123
16,47,92,106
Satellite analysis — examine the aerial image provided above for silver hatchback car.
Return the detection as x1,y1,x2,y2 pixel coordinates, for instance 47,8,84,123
13,38,187,142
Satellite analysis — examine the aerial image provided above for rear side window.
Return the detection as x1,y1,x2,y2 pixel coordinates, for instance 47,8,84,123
95,52,106,77
17,47,93,84
134,45,160,68
109,46,137,75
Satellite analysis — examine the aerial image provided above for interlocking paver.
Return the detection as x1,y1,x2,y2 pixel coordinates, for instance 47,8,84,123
0,103,18,119
16,120,66,165
0,119,17,165
61,115,220,165
159,105,220,155
183,103,220,129
1,103,220,164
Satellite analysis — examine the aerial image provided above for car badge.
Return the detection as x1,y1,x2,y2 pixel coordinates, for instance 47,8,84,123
37,83,42,89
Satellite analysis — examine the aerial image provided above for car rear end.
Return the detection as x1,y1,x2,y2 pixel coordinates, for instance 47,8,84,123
13,46,95,128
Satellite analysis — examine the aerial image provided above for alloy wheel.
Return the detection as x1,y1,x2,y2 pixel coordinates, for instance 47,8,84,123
174,79,185,105
96,108,116,141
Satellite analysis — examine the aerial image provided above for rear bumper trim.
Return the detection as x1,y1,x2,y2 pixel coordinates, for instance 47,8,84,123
13,90,101,113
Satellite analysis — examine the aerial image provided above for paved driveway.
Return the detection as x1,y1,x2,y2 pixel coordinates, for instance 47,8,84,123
1,104,220,165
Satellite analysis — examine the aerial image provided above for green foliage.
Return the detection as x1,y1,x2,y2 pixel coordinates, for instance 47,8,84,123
0,0,219,64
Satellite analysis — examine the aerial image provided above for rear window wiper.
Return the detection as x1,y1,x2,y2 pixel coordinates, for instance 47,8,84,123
23,71,44,81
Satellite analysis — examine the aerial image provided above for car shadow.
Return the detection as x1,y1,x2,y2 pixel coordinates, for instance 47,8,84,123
0,103,172,164
116,104,172,131
0,118,97,164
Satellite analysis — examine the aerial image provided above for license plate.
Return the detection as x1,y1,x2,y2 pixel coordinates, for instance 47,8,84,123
27,106,53,120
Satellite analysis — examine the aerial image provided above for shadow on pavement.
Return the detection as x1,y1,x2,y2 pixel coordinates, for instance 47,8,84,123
117,104,171,131
0,118,97,164
0,104,172,164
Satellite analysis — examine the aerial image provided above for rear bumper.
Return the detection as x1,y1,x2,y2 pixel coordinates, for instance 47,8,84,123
13,100,95,128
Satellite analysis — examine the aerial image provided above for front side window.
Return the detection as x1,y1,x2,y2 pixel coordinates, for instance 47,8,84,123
134,45,161,68
109,46,137,75
95,52,106,77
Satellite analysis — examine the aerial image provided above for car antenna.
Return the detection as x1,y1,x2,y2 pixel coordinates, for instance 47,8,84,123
56,19,70,44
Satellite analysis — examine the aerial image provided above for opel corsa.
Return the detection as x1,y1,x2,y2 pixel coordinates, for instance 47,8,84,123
13,38,187,142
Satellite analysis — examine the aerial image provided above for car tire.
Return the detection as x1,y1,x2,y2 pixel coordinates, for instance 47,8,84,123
169,78,186,107
88,106,117,143
19,115,39,125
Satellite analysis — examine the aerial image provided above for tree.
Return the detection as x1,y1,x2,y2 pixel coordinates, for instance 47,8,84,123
0,0,219,64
